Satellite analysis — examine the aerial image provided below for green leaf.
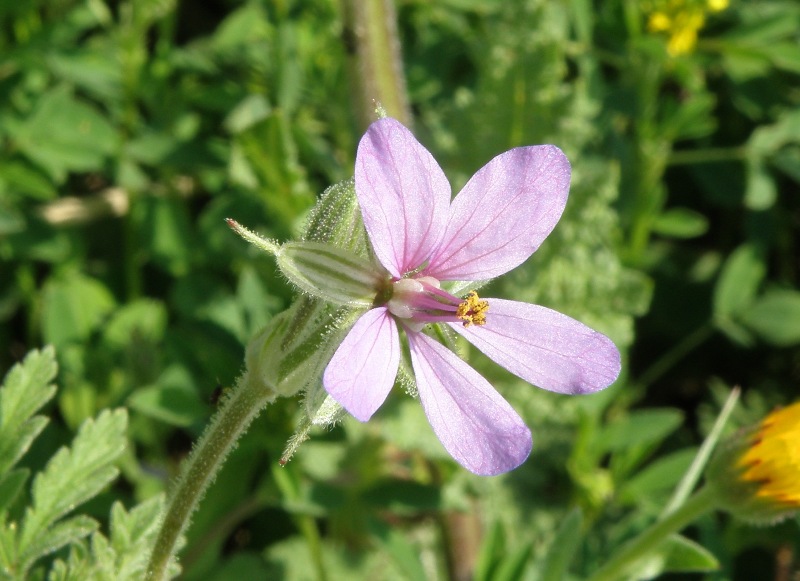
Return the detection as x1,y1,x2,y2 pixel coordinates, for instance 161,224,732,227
46,48,124,102
540,508,583,581
108,496,168,580
210,1,270,52
0,521,17,574
224,94,273,134
207,554,272,581
128,366,206,427
748,109,800,156
362,480,441,514
600,409,683,453
277,241,384,306
19,409,127,561
103,299,168,349
48,542,93,581
494,543,532,581
744,161,776,210
0,418,48,480
619,449,697,505
10,86,118,182
773,146,800,184
600,409,684,479
739,289,800,346
724,11,800,44
473,521,504,581
628,534,719,578
0,347,58,476
651,208,708,239
0,347,58,435
41,272,116,347
0,160,56,201
139,196,194,276
372,523,428,581
44,496,170,581
19,515,98,574
764,42,800,74
713,244,766,320
0,469,29,513
0,201,24,237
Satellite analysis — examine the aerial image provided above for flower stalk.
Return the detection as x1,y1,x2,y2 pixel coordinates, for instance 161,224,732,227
145,369,277,581
343,0,411,128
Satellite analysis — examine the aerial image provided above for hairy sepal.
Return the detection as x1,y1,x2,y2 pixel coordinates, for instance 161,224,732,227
277,241,385,306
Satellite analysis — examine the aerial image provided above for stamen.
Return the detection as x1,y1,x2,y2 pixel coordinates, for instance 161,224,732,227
457,291,489,327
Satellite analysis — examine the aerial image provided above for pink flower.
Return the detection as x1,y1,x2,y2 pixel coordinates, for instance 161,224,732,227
323,118,621,476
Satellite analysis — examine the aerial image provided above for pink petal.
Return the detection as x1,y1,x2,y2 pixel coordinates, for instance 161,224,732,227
407,331,532,476
451,299,621,394
355,118,450,277
427,145,570,281
323,307,400,421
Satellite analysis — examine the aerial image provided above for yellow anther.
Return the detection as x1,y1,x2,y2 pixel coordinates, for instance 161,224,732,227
457,291,489,327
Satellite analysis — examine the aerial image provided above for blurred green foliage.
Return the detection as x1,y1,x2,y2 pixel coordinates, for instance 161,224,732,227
0,0,799,579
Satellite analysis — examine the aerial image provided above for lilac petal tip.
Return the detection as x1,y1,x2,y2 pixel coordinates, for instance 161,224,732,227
453,299,621,395
355,118,450,277
428,145,570,281
408,331,532,476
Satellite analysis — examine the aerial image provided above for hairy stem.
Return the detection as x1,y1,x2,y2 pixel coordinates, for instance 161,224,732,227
343,0,411,129
145,371,276,580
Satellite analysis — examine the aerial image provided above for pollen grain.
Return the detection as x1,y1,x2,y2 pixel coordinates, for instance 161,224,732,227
457,291,489,327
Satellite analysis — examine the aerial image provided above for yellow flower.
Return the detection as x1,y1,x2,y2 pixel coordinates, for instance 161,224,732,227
645,0,729,56
648,12,672,32
708,401,800,524
667,10,705,55
738,402,800,508
707,0,729,12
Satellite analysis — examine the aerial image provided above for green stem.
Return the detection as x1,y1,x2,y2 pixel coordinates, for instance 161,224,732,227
588,487,718,581
343,0,412,129
145,371,276,581
662,387,740,517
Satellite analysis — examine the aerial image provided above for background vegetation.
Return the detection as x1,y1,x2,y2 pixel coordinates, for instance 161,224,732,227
1,0,798,579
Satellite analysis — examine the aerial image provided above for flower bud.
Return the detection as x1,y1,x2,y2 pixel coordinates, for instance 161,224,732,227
276,241,386,306
244,297,352,399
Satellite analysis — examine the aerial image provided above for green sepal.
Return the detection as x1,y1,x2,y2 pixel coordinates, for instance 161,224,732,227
245,296,365,400
277,241,386,306
705,426,800,525
301,178,371,256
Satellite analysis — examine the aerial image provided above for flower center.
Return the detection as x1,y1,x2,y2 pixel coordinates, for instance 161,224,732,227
456,291,489,327
384,276,489,329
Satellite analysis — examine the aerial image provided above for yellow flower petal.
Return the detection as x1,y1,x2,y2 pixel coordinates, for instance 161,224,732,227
739,402,800,508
